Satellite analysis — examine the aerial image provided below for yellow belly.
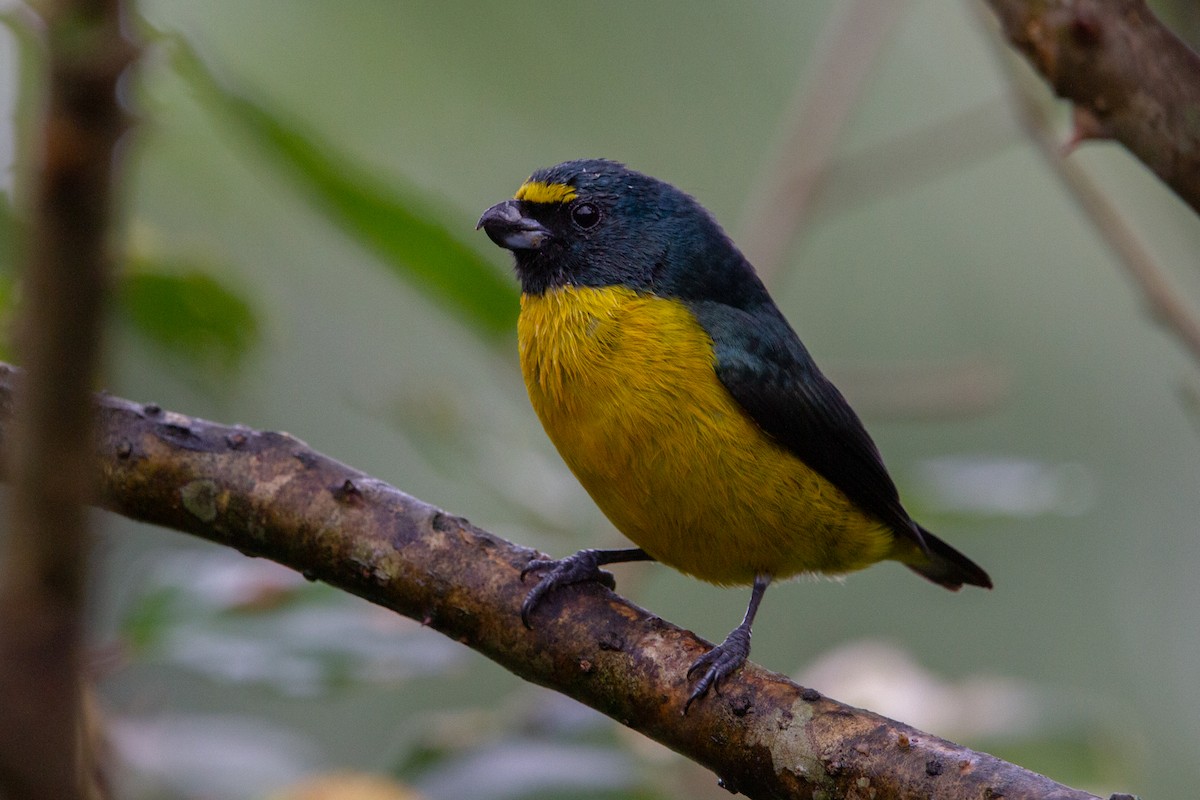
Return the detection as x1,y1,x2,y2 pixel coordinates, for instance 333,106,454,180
519,285,897,586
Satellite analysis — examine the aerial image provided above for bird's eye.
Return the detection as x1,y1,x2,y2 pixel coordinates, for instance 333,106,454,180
570,202,601,229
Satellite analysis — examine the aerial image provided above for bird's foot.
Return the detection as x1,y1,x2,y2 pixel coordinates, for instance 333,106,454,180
519,549,618,629
685,625,751,713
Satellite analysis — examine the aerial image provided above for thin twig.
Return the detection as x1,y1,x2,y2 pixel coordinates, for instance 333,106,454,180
816,99,1018,219
739,0,910,282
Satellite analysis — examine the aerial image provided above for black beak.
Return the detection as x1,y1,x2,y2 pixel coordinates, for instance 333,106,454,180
477,200,552,251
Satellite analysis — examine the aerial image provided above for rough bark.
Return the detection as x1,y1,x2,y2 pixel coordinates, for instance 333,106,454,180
0,365,1108,800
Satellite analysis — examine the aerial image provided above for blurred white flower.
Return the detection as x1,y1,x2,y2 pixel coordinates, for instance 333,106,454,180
111,714,323,799
797,639,1038,740
915,455,1095,517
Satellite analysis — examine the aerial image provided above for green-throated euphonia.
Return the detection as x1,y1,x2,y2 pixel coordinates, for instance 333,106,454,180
478,159,991,709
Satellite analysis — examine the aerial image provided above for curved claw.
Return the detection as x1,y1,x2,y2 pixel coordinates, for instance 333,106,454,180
684,626,751,713
519,551,617,629
520,558,558,583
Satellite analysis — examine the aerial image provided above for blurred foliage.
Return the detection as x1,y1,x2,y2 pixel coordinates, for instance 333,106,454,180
0,25,517,382
120,551,463,696
168,37,519,340
0,169,257,373
118,264,258,375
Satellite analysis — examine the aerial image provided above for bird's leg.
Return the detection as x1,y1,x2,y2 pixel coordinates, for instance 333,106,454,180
685,573,772,712
520,547,655,628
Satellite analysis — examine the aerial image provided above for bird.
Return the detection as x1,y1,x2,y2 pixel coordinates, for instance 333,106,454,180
477,159,991,710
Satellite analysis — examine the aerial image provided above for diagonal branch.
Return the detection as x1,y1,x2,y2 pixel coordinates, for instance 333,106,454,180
981,0,1200,216
975,0,1200,370
0,364,1108,800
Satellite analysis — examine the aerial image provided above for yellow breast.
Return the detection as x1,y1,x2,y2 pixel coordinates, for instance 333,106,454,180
518,285,896,586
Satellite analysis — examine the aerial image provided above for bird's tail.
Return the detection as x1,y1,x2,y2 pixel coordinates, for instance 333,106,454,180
903,526,992,590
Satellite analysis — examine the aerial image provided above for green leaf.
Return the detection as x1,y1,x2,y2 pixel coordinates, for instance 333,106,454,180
118,263,259,371
170,40,518,339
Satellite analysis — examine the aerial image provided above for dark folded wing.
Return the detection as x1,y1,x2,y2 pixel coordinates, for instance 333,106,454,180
688,298,926,551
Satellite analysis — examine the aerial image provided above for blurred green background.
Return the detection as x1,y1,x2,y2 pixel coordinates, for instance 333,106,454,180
3,1,1200,798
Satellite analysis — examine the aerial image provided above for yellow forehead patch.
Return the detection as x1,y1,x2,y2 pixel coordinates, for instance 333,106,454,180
515,181,577,204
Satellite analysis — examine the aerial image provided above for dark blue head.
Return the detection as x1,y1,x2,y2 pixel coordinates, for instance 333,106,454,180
478,160,770,309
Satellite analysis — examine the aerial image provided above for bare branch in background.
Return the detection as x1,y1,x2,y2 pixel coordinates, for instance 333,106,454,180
739,0,909,281
815,99,1018,218
0,366,1111,800
982,0,1200,216
978,4,1200,369
0,3,131,799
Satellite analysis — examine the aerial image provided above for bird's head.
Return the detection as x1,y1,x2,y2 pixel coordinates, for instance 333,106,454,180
478,159,761,304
